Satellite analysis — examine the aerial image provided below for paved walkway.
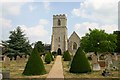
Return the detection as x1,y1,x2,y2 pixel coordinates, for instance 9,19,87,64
46,55,64,80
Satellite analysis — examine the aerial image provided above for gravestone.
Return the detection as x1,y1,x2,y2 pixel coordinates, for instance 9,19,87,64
92,54,101,71
112,54,119,70
3,56,10,70
102,69,110,76
0,72,2,80
2,71,10,79
106,54,113,70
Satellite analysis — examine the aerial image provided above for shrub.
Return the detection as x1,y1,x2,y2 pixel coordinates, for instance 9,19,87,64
50,52,54,61
52,51,57,58
22,45,46,75
69,47,92,73
63,50,71,61
45,52,52,64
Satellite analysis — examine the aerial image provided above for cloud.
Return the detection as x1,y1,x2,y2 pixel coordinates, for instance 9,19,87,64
0,0,33,2
72,0,119,24
1,0,32,16
20,19,49,43
2,3,22,16
74,22,118,37
39,19,49,25
29,5,36,12
43,2,50,10
0,17,12,28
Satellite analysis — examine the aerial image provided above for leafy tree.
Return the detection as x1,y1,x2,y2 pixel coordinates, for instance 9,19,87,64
2,26,32,58
50,52,54,61
35,41,45,54
63,50,71,61
45,52,52,64
23,43,46,75
114,31,120,53
81,29,117,54
69,47,91,73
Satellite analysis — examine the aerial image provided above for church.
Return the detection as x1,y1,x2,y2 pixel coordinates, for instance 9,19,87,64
51,14,80,55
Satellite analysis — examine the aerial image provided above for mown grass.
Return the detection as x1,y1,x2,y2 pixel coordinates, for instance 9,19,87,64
62,61,119,78
2,56,54,79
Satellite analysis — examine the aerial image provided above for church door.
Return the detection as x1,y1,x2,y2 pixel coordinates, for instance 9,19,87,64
57,48,62,55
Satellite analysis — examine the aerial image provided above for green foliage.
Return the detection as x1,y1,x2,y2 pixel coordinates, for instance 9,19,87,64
63,50,71,61
69,47,92,73
52,51,57,58
35,41,45,53
50,52,54,61
114,31,120,53
2,26,32,57
81,29,117,54
45,52,52,64
23,44,46,75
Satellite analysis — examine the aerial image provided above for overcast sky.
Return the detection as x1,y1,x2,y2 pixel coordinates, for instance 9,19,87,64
0,0,119,44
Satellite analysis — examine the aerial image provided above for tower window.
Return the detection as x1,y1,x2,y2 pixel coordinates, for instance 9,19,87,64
73,42,77,50
58,19,61,26
59,37,60,42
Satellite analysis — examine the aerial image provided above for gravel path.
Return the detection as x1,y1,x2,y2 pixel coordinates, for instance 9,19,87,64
46,55,64,80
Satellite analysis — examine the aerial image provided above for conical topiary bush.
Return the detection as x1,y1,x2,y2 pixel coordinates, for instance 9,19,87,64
69,47,92,73
50,52,54,61
22,45,46,75
45,52,52,64
63,50,71,61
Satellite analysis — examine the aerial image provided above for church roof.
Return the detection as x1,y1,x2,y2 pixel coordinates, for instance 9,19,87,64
69,31,80,40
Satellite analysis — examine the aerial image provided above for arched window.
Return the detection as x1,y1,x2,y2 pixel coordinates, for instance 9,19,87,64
58,19,61,26
59,37,60,42
73,42,77,50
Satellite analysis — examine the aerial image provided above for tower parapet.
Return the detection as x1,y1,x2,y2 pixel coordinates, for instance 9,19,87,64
53,14,66,19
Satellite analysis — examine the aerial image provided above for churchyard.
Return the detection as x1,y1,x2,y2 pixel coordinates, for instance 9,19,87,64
1,26,120,80
1,55,54,79
1,50,120,79
62,60,119,78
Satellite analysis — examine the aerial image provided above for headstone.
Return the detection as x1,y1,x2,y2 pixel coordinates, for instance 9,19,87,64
112,54,119,70
3,56,10,70
106,54,113,70
102,69,110,76
0,72,3,80
92,54,101,71
2,71,10,79
16,56,21,63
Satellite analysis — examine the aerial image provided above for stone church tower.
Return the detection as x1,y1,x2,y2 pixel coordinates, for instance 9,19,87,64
51,14,68,54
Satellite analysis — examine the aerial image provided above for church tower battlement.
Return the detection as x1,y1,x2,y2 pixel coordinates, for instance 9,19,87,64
53,14,67,28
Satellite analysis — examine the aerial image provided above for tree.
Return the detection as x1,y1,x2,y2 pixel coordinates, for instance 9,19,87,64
23,44,46,75
45,52,52,64
81,29,117,54
2,26,32,58
35,41,45,54
50,52,54,61
63,50,71,61
114,31,120,53
69,47,91,73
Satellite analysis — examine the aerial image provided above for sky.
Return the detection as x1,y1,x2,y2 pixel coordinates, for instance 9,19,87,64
0,0,119,44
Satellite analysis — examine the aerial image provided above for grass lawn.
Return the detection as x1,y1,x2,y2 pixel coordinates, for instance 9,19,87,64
62,61,119,79
2,56,54,79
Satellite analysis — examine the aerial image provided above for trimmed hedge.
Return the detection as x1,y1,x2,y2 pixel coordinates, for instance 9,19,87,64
63,50,71,61
22,45,46,75
69,47,92,73
45,52,52,64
